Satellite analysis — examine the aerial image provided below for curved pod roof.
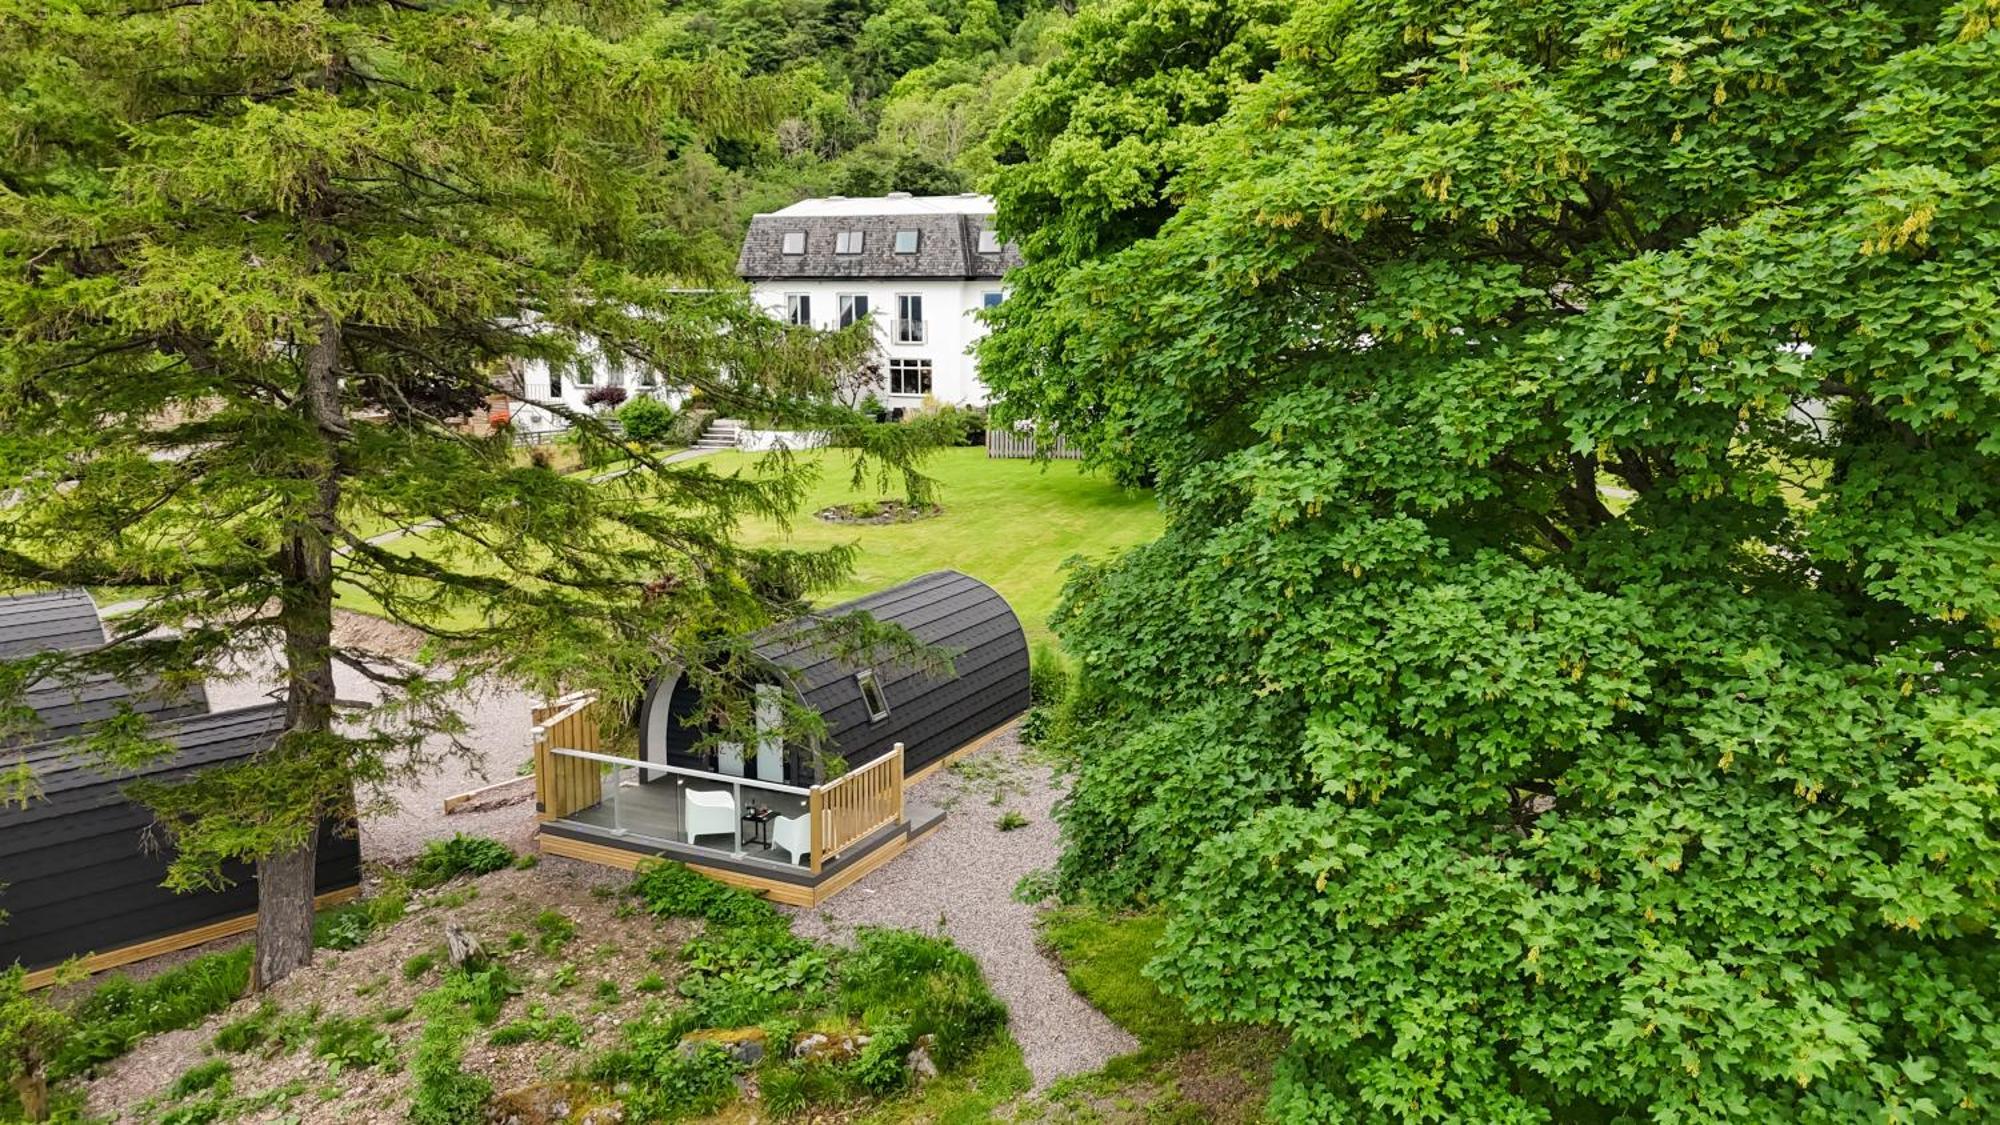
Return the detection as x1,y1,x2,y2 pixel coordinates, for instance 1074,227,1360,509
642,571,1030,778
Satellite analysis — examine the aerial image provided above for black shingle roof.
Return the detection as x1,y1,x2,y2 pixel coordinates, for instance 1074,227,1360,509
737,204,1022,282
0,590,105,659
0,704,285,833
752,570,1030,774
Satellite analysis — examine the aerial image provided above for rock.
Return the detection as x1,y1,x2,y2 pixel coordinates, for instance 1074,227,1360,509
907,1034,938,1082
487,1082,596,1125
792,1032,828,1060
678,1026,767,1066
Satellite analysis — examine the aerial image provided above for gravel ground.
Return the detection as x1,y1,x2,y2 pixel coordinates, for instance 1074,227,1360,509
205,612,542,861
787,724,1137,1089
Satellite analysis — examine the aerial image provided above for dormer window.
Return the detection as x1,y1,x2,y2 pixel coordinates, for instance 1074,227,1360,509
835,230,865,255
781,231,806,255
893,230,920,254
977,229,1001,254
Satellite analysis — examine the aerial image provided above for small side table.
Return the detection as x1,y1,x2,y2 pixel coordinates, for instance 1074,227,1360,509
741,806,775,850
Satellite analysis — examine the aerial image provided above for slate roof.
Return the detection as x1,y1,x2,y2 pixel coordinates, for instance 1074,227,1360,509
737,195,1023,282
0,590,106,659
750,570,1030,773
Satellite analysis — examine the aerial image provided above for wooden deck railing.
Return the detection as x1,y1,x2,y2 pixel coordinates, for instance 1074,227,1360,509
807,743,905,875
533,693,622,821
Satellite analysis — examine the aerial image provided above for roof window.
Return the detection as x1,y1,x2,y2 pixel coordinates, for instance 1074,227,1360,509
893,230,920,254
977,228,1001,254
855,669,890,722
781,231,806,255
836,230,865,255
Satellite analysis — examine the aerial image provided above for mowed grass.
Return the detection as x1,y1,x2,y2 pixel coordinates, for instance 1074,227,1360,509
707,447,1161,643
335,447,1161,644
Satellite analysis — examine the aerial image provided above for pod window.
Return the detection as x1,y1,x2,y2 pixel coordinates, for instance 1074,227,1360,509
855,669,890,722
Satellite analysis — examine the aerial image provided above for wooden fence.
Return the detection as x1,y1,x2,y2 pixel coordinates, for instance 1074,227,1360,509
807,743,905,875
986,428,1082,460
533,694,622,821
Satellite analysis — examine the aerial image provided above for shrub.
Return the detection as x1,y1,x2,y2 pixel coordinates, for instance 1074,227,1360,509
836,930,1006,1070
53,947,251,1078
600,1037,741,1121
1028,642,1071,708
411,834,514,887
315,906,376,951
630,860,783,930
679,926,831,1027
1012,869,1060,906
582,384,628,409
618,396,676,444
407,1011,490,1125
665,406,717,445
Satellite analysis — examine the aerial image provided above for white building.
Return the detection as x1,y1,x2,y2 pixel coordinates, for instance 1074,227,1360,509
737,193,1020,409
504,338,677,438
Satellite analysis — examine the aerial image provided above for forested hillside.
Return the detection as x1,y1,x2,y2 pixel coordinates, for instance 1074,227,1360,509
641,0,1071,275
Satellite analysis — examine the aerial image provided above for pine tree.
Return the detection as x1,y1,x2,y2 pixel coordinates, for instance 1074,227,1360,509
0,0,932,987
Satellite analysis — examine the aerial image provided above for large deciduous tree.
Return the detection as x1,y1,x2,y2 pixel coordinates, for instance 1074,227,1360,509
0,0,932,988
986,0,2000,1119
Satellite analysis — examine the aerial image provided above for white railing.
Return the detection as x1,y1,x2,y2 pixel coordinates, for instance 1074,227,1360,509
987,427,1082,460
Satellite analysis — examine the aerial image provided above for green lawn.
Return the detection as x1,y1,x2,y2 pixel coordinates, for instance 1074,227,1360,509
706,447,1160,645
335,447,1161,647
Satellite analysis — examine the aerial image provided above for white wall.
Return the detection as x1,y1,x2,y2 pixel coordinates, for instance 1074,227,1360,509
509,354,679,435
748,278,1004,408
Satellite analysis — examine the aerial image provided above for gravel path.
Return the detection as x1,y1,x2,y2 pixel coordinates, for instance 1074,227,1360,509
787,725,1137,1089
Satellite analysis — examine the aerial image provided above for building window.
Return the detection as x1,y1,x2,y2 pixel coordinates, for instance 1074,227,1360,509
981,291,1004,309
781,231,806,255
835,230,864,255
855,669,890,722
888,358,933,397
977,228,1001,254
895,294,924,343
893,229,920,254
838,294,870,327
573,363,593,387
785,294,811,326
547,370,562,398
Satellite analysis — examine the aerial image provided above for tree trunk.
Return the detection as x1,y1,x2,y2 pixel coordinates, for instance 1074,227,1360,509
256,307,348,990
11,1067,48,1122
253,837,320,991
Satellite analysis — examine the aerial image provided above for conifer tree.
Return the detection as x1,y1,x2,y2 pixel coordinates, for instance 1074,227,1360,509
0,0,931,987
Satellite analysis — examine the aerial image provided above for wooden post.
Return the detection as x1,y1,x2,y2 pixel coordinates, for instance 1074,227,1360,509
531,725,549,821
808,787,824,876
891,742,905,826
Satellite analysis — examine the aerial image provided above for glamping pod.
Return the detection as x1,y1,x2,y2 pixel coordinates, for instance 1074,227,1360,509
637,570,1030,782
536,572,1029,904
0,592,362,984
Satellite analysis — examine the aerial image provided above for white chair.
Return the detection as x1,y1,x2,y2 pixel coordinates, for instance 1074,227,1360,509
684,788,736,846
771,815,811,867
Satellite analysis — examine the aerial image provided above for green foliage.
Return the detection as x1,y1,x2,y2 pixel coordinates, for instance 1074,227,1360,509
0,0,955,986
1011,869,1059,906
680,926,832,1027
532,909,577,955
836,929,1006,1071
0,964,74,1121
314,907,378,952
412,836,515,888
407,1008,491,1125
619,396,678,445
211,1003,279,1055
995,810,1029,832
984,0,2000,1119
487,1004,585,1049
635,972,669,995
168,1058,232,1100
312,1015,397,1072
607,1039,743,1122
844,1021,917,1095
53,949,250,1079
402,952,440,982
630,860,785,930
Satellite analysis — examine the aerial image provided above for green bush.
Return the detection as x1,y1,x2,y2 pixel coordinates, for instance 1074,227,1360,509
996,810,1030,831
315,905,377,951
412,834,514,887
836,929,1006,1070
487,1004,584,1048
1028,642,1071,708
407,1010,490,1125
843,1021,915,1095
630,860,783,930
665,407,717,446
679,926,832,1028
435,964,520,1026
597,1036,742,1122
54,947,251,1078
618,396,676,444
